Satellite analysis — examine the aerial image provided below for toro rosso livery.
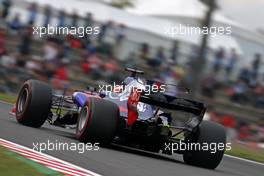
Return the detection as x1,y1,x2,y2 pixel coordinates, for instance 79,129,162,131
14,68,226,169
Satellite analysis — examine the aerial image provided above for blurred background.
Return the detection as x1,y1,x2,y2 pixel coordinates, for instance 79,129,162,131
0,0,263,159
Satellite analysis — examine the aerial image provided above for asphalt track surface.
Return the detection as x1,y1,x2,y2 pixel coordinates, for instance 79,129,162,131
0,102,263,176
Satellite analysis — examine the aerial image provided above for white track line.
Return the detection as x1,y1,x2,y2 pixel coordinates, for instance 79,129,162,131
224,154,264,166
0,138,102,176
0,100,13,105
0,145,90,176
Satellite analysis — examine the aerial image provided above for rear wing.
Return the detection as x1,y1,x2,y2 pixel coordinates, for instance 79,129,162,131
139,93,206,117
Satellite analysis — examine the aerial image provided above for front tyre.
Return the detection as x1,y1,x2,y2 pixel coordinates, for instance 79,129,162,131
76,97,119,145
16,80,52,128
183,121,226,169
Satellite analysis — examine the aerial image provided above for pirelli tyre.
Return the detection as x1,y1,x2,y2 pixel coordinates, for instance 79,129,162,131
16,80,52,128
76,97,119,145
183,121,226,169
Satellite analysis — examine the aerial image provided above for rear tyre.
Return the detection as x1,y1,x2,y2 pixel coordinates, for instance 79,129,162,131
76,97,119,145
183,121,226,169
16,80,52,128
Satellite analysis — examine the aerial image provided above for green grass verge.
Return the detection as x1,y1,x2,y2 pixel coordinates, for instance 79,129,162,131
0,146,62,176
0,93,16,103
225,143,264,163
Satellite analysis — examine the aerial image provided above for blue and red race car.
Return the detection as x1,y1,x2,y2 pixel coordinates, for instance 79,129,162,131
12,67,226,169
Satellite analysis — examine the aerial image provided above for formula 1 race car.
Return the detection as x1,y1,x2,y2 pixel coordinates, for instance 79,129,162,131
14,67,226,169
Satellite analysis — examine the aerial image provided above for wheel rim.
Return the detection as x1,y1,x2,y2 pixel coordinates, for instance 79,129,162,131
78,106,89,131
17,88,29,113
